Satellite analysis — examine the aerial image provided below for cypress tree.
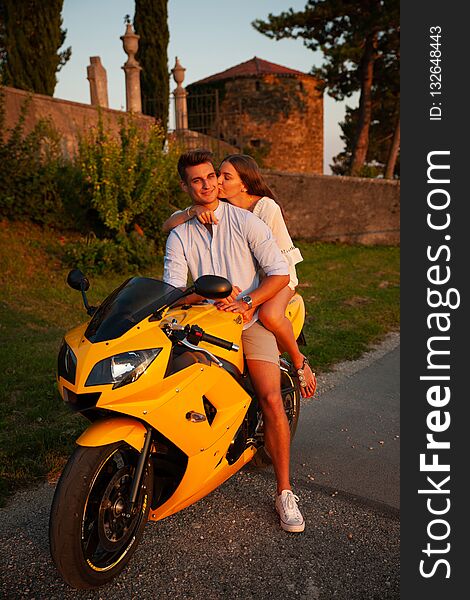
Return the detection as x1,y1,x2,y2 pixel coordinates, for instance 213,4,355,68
134,0,169,131
0,0,71,96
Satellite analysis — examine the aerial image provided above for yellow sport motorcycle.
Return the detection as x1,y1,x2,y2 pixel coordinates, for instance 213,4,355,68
49,270,306,589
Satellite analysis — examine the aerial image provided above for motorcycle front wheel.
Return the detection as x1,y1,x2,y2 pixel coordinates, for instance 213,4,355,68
49,441,153,589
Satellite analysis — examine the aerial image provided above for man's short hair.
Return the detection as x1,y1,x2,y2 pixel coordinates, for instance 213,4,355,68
177,149,215,182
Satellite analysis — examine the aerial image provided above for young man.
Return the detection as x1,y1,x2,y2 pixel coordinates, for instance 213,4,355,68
163,149,305,532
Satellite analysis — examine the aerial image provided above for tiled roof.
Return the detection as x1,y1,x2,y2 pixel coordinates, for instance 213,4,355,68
192,57,311,84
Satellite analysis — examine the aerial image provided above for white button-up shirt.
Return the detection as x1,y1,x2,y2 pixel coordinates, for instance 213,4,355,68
163,201,289,328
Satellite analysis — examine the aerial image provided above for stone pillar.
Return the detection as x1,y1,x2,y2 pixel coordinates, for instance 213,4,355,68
87,56,109,108
120,23,142,113
172,57,188,130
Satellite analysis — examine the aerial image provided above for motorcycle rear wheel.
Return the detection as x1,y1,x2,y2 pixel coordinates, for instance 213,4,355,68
49,441,153,589
251,368,301,467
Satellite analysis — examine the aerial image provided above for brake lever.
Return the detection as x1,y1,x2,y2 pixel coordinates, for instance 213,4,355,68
179,337,223,367
162,322,223,367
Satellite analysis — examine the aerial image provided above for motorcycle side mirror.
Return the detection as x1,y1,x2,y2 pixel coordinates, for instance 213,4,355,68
193,275,232,299
67,269,90,292
67,269,96,316
153,276,232,321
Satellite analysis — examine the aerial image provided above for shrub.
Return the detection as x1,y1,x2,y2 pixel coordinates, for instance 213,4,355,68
1,89,185,272
77,114,181,243
0,89,69,226
64,231,157,275
66,113,183,271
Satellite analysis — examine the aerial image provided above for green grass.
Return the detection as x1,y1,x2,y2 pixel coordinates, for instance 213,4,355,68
295,241,400,371
0,222,399,504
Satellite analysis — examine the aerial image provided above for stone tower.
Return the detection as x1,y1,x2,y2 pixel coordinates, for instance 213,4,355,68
186,57,323,173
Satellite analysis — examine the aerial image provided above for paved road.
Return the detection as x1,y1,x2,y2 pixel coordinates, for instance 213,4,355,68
295,344,400,509
0,336,400,600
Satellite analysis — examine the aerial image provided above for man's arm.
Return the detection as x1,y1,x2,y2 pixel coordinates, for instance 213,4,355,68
163,231,207,305
217,214,289,315
246,274,289,308
163,230,189,288
246,213,290,281
171,292,206,306
217,274,289,317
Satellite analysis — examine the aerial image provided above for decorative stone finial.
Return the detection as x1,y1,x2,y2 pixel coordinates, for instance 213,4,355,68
172,57,186,87
121,23,142,113
172,57,188,130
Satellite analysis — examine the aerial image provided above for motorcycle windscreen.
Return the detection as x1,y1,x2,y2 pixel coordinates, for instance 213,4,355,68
85,277,182,343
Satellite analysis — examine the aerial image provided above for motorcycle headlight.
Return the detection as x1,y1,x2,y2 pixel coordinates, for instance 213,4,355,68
85,348,162,389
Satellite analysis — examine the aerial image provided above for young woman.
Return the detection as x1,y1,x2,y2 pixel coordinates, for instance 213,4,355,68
162,154,316,397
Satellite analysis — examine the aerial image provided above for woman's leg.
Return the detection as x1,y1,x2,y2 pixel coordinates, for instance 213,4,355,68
258,288,316,398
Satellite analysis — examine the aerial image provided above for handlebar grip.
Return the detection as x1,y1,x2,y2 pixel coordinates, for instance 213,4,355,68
201,332,239,352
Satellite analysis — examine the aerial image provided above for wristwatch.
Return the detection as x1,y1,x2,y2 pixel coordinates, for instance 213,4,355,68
241,295,253,309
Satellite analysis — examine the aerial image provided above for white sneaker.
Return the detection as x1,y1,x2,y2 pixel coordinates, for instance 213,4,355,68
275,489,305,532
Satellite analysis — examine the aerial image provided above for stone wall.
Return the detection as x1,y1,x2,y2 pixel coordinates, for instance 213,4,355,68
2,87,399,246
264,170,400,245
169,129,239,162
2,86,155,156
187,73,323,174
2,86,238,161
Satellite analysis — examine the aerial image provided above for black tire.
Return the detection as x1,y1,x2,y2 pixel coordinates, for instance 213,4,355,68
49,442,153,589
251,369,301,468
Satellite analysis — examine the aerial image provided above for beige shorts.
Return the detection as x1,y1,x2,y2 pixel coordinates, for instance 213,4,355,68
242,321,280,365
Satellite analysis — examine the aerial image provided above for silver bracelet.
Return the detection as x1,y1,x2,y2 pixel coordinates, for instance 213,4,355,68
185,206,192,218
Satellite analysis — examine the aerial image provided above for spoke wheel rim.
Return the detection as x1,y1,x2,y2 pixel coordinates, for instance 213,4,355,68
97,466,136,552
81,447,146,571
282,371,298,429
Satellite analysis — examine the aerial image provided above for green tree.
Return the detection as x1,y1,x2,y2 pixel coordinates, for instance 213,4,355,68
253,0,399,177
331,42,400,178
133,0,169,131
0,0,71,96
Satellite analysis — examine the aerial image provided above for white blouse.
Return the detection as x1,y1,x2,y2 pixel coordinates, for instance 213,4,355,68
252,197,303,289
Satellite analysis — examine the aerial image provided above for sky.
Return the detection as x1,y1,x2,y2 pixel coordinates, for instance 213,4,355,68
56,1,358,174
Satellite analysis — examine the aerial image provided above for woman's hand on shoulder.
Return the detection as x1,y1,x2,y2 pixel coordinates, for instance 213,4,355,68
193,205,219,225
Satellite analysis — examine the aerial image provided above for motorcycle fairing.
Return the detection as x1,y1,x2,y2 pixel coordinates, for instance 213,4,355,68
150,429,257,521
285,293,306,341
56,283,305,526
77,416,148,452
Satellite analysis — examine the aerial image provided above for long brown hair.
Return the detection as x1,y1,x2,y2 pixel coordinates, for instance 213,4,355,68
221,154,278,201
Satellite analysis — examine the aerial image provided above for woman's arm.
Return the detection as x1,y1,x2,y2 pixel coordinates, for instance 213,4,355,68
162,205,219,233
262,201,303,266
162,207,193,234
264,203,292,249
